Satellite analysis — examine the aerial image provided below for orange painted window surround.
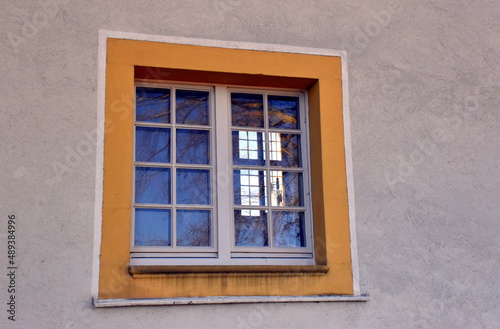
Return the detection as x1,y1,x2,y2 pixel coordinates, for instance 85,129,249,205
98,37,355,299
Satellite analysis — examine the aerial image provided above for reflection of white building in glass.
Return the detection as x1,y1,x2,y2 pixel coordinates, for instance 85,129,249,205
238,131,260,160
238,131,286,212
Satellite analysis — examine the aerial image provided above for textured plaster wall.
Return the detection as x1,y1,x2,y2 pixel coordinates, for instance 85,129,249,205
0,0,498,328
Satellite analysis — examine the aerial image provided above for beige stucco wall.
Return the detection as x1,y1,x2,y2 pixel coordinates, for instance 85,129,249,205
0,0,498,328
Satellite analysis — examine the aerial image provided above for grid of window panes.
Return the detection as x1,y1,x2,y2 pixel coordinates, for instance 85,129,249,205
231,92,307,250
133,86,214,250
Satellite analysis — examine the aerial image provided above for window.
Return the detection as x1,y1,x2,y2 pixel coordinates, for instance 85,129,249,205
95,33,359,301
131,84,313,265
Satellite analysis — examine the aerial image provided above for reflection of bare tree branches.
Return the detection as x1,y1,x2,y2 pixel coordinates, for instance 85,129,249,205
176,91,209,125
275,134,299,167
231,96,264,127
235,211,268,246
136,127,170,163
273,212,304,247
269,108,297,128
176,129,210,164
136,89,171,122
177,211,210,246
176,170,210,205
135,168,170,203
268,96,299,129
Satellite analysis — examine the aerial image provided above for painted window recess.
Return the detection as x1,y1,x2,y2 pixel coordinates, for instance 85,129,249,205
131,82,315,266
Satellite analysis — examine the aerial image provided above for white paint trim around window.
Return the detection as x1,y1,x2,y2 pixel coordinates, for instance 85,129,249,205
340,54,361,296
92,29,361,299
98,30,346,57
93,295,369,308
91,30,108,299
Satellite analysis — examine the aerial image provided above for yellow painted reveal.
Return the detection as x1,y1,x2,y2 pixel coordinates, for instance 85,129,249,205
99,38,353,299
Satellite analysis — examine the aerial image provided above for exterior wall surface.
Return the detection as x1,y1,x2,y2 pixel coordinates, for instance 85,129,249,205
1,0,499,328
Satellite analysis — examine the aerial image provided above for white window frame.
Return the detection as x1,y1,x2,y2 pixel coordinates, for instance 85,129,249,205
130,82,315,266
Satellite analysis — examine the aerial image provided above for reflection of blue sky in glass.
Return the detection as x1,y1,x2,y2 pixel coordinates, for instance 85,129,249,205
176,210,211,246
268,96,299,129
176,90,210,125
273,211,305,247
176,129,210,164
270,133,301,167
135,208,171,246
135,167,171,204
136,87,171,123
135,127,171,163
270,171,302,207
232,131,265,166
176,169,210,205
231,93,264,127
234,209,268,246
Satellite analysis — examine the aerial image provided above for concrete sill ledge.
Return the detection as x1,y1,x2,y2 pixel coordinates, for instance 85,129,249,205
129,265,329,277
93,295,370,308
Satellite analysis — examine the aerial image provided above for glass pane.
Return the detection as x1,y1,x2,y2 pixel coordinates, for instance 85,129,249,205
176,210,211,247
176,169,211,205
135,167,171,204
135,127,171,163
134,208,171,246
176,129,210,164
232,131,265,166
268,95,300,129
273,211,305,247
136,87,171,123
234,209,268,246
231,93,264,127
269,133,301,167
270,171,303,207
233,170,267,206
176,90,210,125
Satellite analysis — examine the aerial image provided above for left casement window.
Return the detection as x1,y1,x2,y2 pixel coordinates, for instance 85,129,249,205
131,83,314,265
133,85,215,252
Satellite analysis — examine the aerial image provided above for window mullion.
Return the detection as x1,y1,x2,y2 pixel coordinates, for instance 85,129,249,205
215,86,232,261
263,92,274,248
171,88,177,248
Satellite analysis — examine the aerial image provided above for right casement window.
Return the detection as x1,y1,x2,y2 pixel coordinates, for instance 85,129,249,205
131,83,314,266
